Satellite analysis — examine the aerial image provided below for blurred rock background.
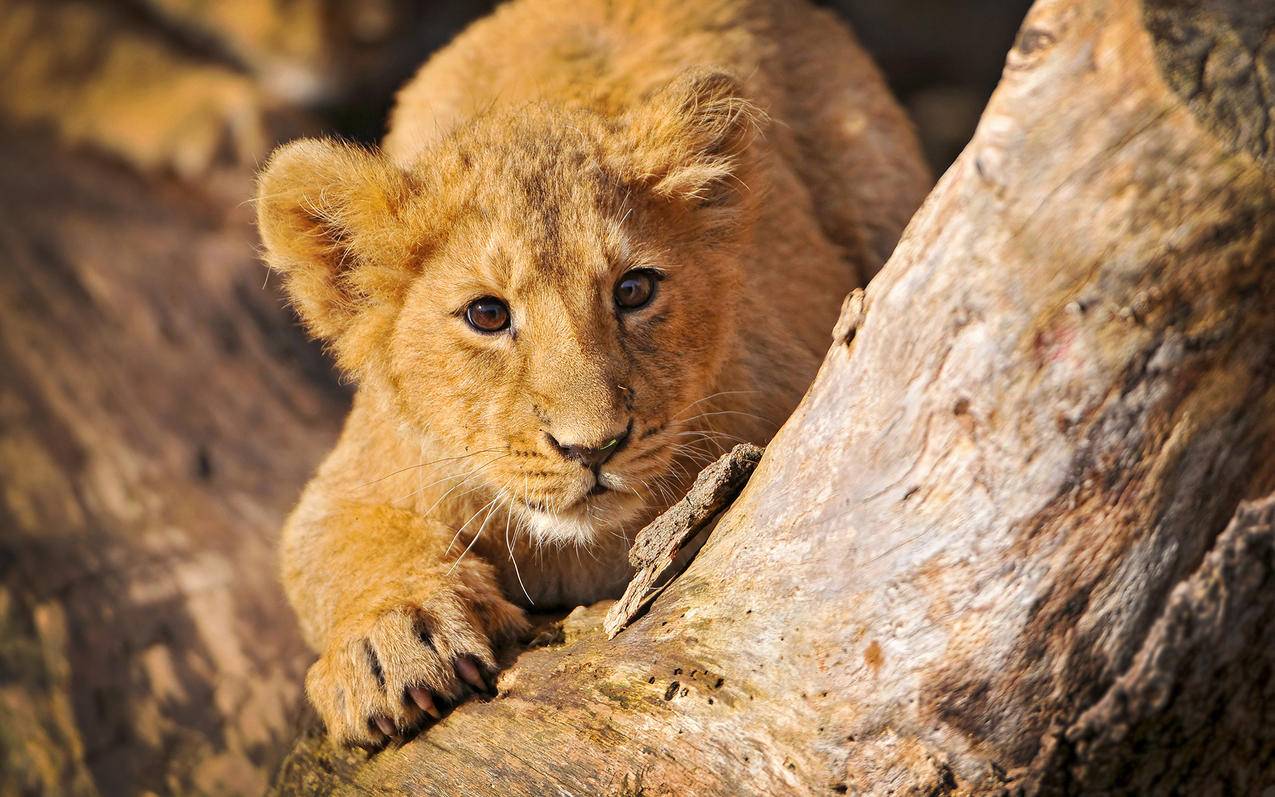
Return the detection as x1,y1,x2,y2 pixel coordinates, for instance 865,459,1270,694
0,1,1029,795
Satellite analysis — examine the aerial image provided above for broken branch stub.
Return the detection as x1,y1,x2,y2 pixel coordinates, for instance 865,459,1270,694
605,443,763,638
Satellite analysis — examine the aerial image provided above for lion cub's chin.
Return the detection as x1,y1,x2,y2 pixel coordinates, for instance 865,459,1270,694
517,489,647,548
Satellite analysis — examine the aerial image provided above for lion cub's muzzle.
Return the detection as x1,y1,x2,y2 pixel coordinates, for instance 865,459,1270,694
542,421,632,472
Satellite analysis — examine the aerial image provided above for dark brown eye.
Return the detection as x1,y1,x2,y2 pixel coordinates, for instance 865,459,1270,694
465,297,510,333
614,270,658,310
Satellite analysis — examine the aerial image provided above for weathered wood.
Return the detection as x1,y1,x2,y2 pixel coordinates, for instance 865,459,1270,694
605,444,763,639
270,0,1275,793
1026,493,1275,794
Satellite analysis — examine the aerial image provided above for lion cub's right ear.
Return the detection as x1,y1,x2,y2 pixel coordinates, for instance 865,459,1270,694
256,139,419,349
621,69,764,209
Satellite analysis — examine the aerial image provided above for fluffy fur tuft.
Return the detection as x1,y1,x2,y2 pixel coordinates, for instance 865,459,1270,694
621,69,764,205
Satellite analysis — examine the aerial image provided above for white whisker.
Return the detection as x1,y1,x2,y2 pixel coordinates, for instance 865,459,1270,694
411,453,510,513
447,482,509,571
507,477,534,604
358,447,504,490
668,389,761,422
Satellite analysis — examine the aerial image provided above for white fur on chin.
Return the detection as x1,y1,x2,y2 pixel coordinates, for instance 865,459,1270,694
516,490,645,547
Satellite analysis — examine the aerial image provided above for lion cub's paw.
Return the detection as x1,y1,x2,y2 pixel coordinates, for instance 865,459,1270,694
306,581,527,748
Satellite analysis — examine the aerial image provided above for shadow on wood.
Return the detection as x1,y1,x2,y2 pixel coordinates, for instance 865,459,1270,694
0,133,347,795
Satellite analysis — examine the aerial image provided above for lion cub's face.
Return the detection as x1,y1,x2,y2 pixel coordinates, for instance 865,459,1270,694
258,71,758,544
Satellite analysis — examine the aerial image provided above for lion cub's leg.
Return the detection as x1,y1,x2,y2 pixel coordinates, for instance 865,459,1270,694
282,501,528,747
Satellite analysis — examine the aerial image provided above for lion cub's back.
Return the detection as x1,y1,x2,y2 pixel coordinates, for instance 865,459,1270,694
384,0,927,266
385,0,759,163
763,2,930,280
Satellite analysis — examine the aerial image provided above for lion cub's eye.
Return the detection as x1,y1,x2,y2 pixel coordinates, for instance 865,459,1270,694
614,270,659,311
465,297,511,333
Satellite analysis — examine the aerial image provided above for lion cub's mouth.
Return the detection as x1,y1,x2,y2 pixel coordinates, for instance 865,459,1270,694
513,476,627,514
516,466,642,509
510,480,646,546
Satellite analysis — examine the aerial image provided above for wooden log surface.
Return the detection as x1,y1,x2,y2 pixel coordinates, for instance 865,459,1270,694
1028,493,1275,793
270,0,1275,793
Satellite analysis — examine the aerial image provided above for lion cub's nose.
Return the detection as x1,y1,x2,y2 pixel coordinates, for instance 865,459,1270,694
545,426,630,470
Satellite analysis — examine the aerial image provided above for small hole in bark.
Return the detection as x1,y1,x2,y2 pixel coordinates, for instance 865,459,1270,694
1015,27,1055,56
834,785,848,794
194,446,214,480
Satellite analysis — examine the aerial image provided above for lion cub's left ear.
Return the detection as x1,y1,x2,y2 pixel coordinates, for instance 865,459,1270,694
622,69,764,208
256,139,419,358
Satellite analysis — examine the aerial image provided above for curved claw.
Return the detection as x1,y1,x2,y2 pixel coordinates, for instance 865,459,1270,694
409,686,443,719
455,657,488,693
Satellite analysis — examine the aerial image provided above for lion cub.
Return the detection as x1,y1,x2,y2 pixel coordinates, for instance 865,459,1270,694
257,0,928,746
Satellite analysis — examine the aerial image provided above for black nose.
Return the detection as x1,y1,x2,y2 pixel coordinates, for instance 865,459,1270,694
546,426,630,470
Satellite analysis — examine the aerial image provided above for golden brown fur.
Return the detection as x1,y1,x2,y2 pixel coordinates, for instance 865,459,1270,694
256,0,929,746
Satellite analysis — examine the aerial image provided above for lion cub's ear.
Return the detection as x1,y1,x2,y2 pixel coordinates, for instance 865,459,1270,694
622,69,763,208
256,139,418,346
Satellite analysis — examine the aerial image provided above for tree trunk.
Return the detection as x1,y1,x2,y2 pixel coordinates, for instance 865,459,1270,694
271,0,1275,793
0,133,349,796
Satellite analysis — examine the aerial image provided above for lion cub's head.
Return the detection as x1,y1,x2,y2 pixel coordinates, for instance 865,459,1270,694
257,71,760,544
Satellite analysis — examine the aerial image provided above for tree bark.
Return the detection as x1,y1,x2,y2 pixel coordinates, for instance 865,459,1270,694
271,0,1275,793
